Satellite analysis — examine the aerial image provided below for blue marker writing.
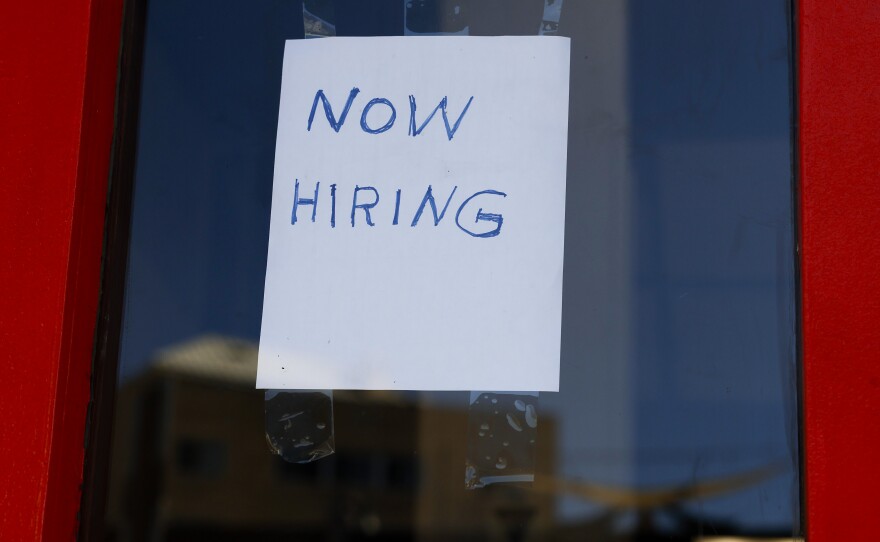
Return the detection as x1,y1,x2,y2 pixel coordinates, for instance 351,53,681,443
351,185,380,227
455,190,507,238
360,98,397,134
409,95,474,140
291,180,320,224
411,185,458,227
307,88,360,132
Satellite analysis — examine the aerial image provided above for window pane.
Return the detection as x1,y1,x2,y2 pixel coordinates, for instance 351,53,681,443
99,1,801,540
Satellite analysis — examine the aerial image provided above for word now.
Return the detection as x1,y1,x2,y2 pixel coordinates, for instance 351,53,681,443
307,88,474,140
291,181,506,238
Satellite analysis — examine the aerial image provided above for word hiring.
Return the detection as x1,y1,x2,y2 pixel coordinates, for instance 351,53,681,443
291,181,506,238
308,88,474,139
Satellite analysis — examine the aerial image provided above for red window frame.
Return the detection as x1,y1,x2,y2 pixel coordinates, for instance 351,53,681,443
1,0,878,539
797,1,880,538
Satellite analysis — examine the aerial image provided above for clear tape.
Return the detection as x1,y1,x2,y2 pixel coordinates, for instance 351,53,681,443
303,0,337,38
265,390,335,463
465,392,540,489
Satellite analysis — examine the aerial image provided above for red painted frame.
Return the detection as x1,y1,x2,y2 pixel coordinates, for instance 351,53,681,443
1,0,878,540
798,0,880,539
0,0,124,539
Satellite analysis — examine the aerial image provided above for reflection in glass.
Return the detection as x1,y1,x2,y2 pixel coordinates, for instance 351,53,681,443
101,0,801,540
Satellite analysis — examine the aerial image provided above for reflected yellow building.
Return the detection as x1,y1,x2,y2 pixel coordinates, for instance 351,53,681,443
105,335,557,542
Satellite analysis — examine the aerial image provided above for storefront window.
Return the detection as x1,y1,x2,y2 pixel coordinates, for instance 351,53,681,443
90,1,801,540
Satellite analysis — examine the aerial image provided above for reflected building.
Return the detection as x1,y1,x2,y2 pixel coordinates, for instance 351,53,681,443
105,335,557,542
104,335,794,541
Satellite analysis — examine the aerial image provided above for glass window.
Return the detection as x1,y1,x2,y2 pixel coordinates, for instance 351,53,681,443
89,1,801,541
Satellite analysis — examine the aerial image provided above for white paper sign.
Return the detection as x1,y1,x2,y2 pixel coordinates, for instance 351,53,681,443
258,36,570,391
